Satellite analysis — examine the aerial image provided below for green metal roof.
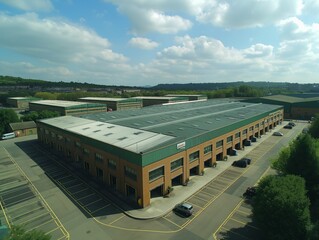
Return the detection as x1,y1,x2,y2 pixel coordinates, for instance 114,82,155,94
79,99,282,165
30,100,105,109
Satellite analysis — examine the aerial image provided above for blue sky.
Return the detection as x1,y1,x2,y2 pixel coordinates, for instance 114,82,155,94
0,0,319,86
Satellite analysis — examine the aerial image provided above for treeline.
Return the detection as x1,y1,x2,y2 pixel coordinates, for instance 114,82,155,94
151,81,319,92
252,116,319,239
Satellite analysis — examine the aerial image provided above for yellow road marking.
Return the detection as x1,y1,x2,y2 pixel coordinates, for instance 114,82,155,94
229,217,247,226
4,198,39,212
0,199,11,228
236,209,251,215
77,192,95,200
17,211,49,226
72,188,89,195
193,194,209,203
213,200,244,239
162,216,183,228
186,200,204,209
2,148,70,240
67,182,83,189
27,218,54,232
108,215,125,225
11,205,44,220
85,198,103,207
199,189,215,197
90,204,111,214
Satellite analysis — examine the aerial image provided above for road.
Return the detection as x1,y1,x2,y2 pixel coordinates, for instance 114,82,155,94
0,121,307,240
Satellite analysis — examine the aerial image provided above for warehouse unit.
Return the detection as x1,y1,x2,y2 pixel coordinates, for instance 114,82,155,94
165,94,208,101
29,100,106,116
7,97,41,109
242,94,319,120
37,100,283,207
132,96,188,107
79,97,142,111
9,121,37,137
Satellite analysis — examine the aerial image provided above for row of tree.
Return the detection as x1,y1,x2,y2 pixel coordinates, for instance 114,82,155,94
0,109,60,136
252,116,319,239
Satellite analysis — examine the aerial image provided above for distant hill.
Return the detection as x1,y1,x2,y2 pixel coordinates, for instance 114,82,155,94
151,82,319,92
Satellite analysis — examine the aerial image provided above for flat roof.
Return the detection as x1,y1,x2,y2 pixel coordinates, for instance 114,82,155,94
132,96,182,100
81,99,282,150
10,121,36,130
8,97,40,100
39,116,174,153
261,94,319,103
79,97,128,102
165,94,207,97
30,100,89,107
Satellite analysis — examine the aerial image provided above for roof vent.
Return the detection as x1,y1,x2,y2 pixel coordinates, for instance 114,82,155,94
118,137,127,140
134,132,143,135
104,133,113,136
93,130,101,133
97,123,104,126
107,126,115,129
82,127,90,130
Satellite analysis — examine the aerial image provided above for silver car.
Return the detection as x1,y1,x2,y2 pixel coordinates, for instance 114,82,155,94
174,203,194,217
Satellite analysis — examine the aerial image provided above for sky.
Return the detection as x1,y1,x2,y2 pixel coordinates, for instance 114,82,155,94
0,0,319,86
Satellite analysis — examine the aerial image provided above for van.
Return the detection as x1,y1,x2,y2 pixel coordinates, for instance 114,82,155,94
1,132,16,140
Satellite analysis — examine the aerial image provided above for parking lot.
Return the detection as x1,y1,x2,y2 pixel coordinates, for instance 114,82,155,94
0,147,69,240
0,121,307,240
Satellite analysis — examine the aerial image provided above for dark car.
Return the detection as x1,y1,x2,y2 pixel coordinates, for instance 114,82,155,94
288,122,296,127
243,186,257,199
241,157,252,165
283,125,293,129
173,203,194,217
232,159,247,168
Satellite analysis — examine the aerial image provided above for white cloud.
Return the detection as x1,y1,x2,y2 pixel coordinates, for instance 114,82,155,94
129,37,159,50
196,0,304,28
303,0,319,15
243,44,273,58
105,0,304,30
0,13,127,64
277,17,319,41
104,1,192,34
0,0,53,11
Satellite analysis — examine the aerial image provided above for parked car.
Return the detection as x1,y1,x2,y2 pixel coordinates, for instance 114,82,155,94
288,122,296,127
232,159,248,168
173,203,194,217
283,125,293,129
241,157,252,165
273,131,283,136
243,186,257,199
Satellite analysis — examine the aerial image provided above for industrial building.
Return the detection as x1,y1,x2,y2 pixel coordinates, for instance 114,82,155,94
132,96,188,107
9,121,37,137
29,100,106,116
7,97,41,109
78,97,142,111
165,94,208,101
37,99,283,207
242,94,319,120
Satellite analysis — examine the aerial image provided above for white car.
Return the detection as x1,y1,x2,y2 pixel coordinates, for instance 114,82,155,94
273,131,283,136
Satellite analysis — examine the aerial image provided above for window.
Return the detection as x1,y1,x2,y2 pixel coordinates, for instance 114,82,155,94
45,129,49,134
249,126,253,131
95,153,103,163
125,166,137,181
66,137,71,142
204,145,212,154
51,132,55,138
255,123,259,128
242,129,247,134
235,132,241,138
83,148,90,155
108,159,116,170
227,136,233,143
261,121,265,125
149,166,164,181
75,142,81,148
216,140,223,148
171,158,183,171
58,135,63,140
189,150,199,162
96,167,103,179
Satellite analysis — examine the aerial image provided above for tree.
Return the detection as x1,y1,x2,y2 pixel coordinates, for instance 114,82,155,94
252,175,311,240
0,109,20,135
4,225,51,240
272,134,319,202
21,110,59,122
309,114,319,139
